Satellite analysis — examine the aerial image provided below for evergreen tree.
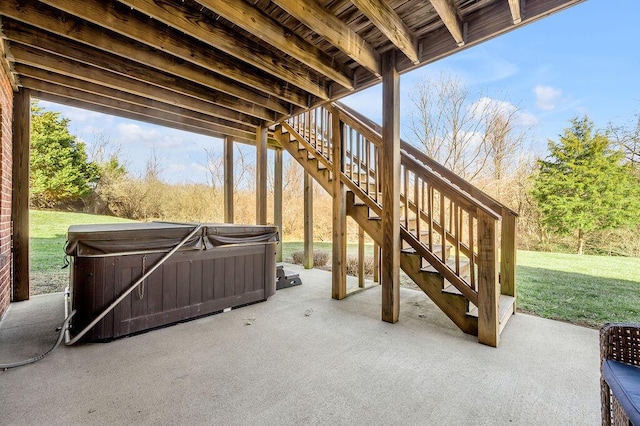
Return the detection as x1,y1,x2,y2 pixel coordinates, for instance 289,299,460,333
30,102,99,208
531,116,640,254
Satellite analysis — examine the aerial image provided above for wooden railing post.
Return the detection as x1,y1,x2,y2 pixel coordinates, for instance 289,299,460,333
380,51,400,323
12,88,30,302
477,210,499,347
303,171,314,269
255,125,268,225
223,135,234,223
331,107,347,299
274,148,283,262
500,209,517,307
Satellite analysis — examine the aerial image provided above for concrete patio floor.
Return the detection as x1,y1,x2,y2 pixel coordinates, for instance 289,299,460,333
0,263,600,425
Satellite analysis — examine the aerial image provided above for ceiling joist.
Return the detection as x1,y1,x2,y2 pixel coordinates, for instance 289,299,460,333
429,0,466,46
192,0,355,90
350,0,420,65
2,22,277,122
270,0,381,78
34,0,328,101
0,0,585,144
509,0,523,24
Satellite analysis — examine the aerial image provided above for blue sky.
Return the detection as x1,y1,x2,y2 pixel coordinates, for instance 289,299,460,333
39,0,640,184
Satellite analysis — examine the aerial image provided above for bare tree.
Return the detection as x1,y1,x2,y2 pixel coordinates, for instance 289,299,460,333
407,72,531,182
610,114,640,173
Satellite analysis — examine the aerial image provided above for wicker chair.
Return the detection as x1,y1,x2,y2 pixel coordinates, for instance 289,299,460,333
600,323,640,425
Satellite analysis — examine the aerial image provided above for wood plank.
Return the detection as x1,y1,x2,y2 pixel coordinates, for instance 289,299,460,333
176,261,190,309
189,259,203,306
477,210,499,347
380,51,400,323
500,210,517,304
508,0,523,24
224,136,235,224
428,0,465,46
1,22,278,121
350,0,419,64
18,69,255,134
107,0,329,98
10,43,261,126
270,0,381,77
331,108,347,299
28,0,323,102
202,257,215,302
0,2,303,108
195,0,353,90
256,126,268,225
274,149,284,262
11,88,30,302
30,90,259,145
303,171,314,269
373,242,380,283
0,39,18,91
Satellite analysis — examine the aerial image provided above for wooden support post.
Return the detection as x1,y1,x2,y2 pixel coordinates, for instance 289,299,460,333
331,106,347,299
223,135,234,224
381,52,400,323
373,242,379,283
274,148,283,262
11,88,30,302
255,125,267,225
303,171,313,269
500,209,517,308
477,210,499,347
358,226,365,288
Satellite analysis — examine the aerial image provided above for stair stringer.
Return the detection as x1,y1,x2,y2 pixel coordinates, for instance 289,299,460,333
347,193,478,335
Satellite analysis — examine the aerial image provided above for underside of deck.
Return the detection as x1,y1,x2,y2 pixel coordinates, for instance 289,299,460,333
0,264,600,424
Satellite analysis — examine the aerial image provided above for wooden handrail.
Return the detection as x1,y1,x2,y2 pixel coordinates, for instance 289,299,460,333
332,101,518,219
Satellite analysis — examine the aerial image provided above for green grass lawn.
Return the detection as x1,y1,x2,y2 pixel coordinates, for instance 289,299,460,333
28,210,640,328
29,210,134,293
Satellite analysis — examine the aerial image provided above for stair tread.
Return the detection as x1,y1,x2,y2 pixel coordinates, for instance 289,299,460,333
421,258,470,274
467,295,515,324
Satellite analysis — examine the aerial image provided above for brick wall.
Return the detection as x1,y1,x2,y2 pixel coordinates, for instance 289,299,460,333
0,66,14,319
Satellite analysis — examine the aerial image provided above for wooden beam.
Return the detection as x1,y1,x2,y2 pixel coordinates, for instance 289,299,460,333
224,136,235,224
11,88,30,302
270,0,381,77
0,40,18,91
508,0,523,24
98,0,331,99
31,91,258,144
2,23,278,121
350,0,419,65
373,242,380,283
10,43,261,126
303,171,314,269
477,210,499,347
380,51,400,323
256,126,268,225
0,2,304,109
194,0,353,90
26,0,325,102
331,106,347,299
274,149,283,262
21,76,256,141
428,0,465,46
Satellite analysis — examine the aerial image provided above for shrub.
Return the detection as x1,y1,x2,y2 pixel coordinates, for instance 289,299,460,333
291,251,304,264
345,255,375,277
314,250,330,267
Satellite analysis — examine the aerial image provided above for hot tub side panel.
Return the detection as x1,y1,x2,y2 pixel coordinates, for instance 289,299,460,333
71,242,276,341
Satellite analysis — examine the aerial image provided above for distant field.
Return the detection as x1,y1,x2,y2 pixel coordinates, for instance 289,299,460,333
28,210,640,327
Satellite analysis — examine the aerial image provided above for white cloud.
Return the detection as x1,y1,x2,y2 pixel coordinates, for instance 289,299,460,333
534,85,563,111
471,97,539,127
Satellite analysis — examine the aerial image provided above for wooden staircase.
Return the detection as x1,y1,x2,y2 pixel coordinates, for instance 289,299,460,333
273,102,518,347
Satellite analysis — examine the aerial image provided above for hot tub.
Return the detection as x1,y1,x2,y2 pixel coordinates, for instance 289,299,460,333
65,222,278,342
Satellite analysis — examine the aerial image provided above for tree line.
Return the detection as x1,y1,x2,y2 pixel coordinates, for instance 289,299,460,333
29,77,640,256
